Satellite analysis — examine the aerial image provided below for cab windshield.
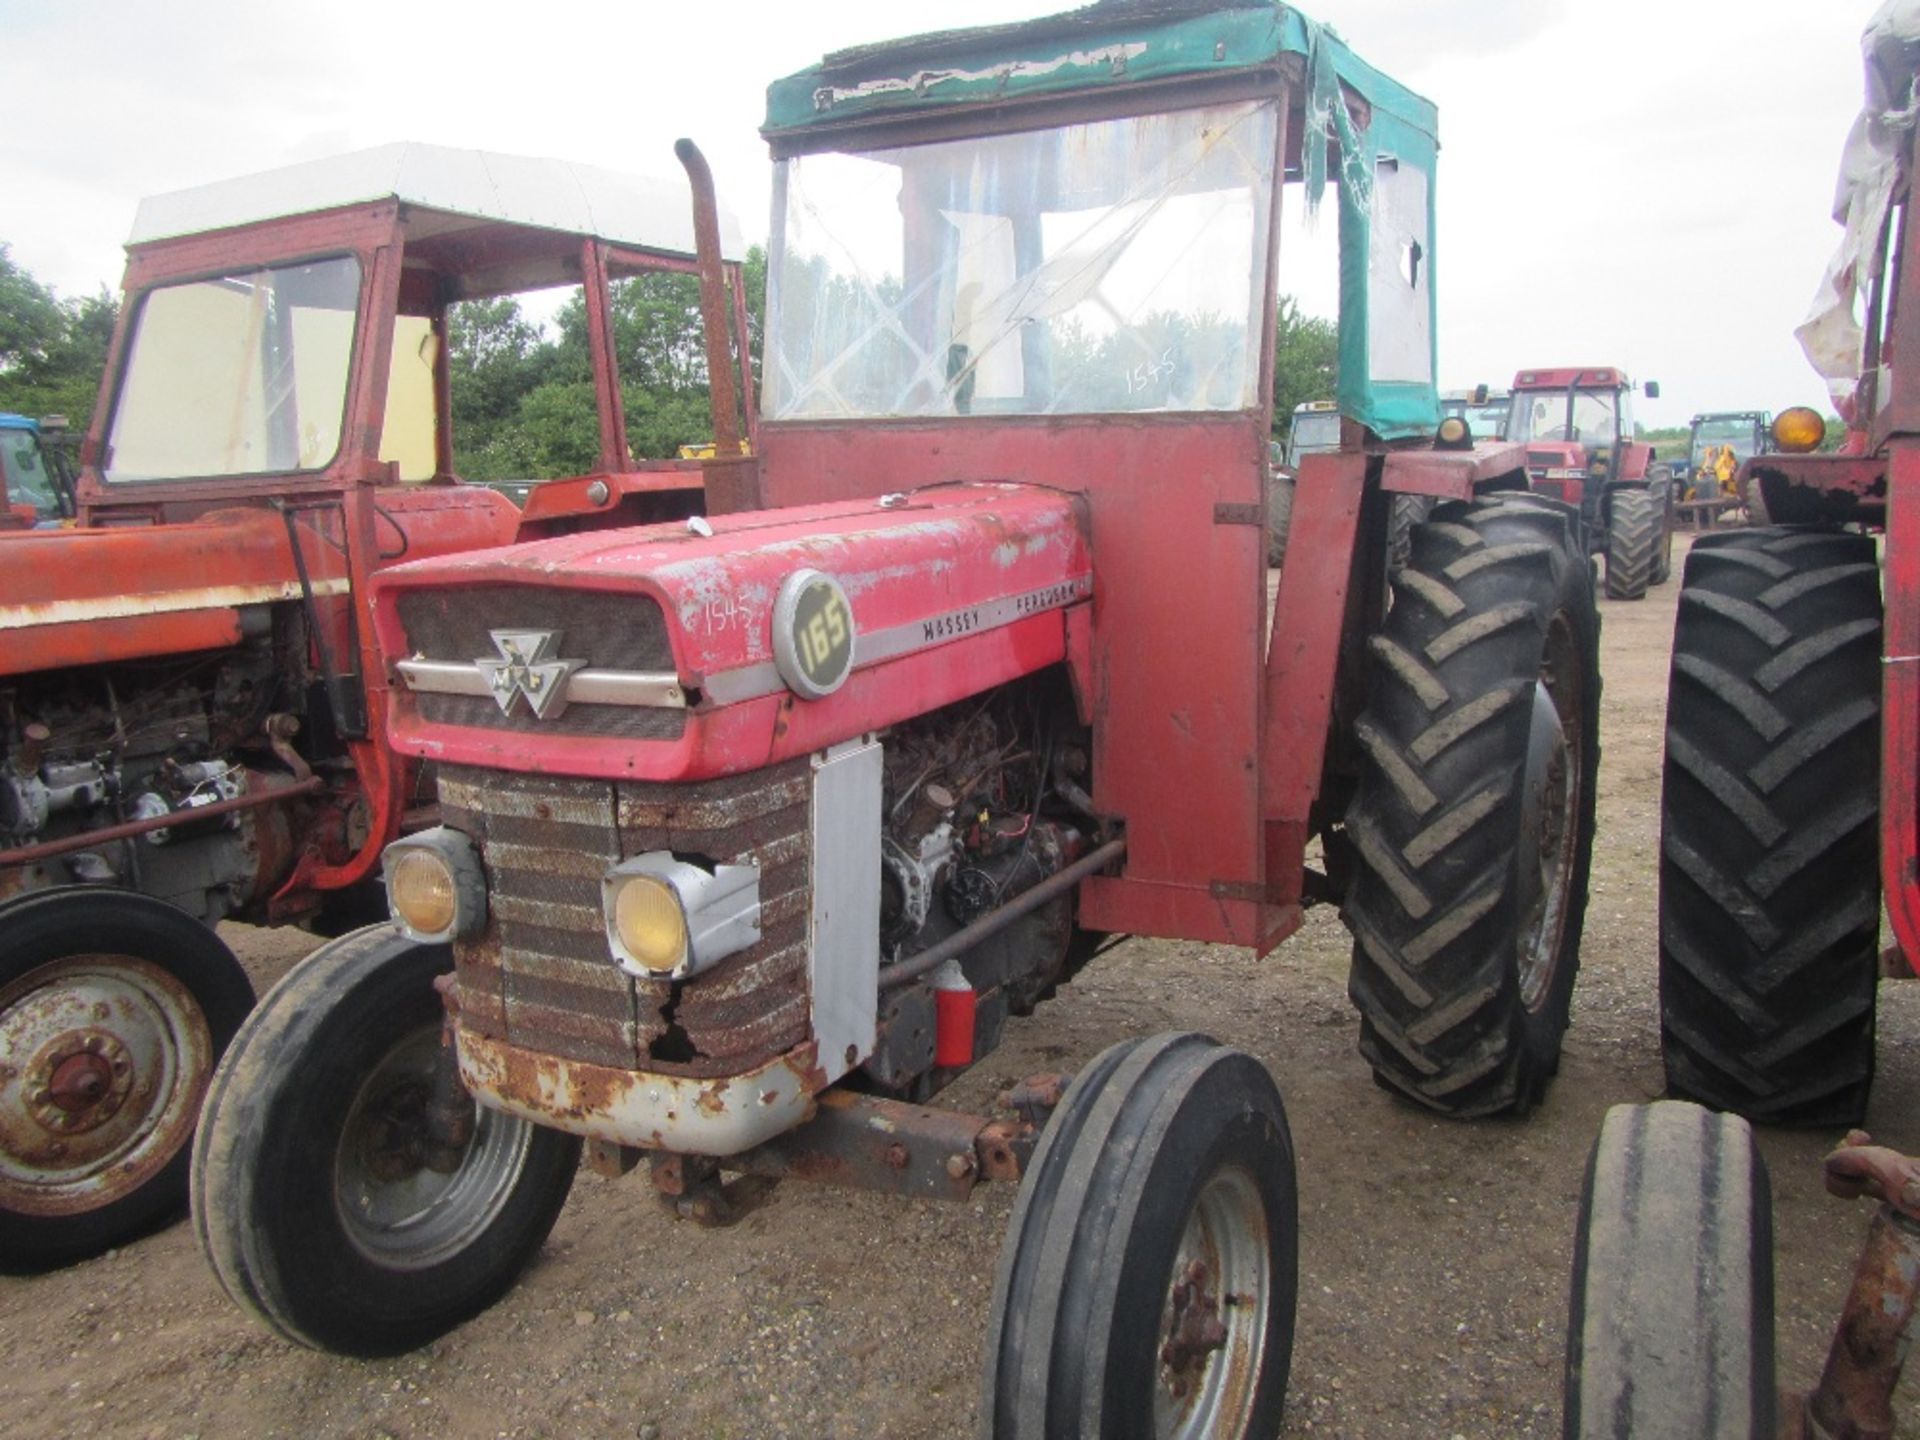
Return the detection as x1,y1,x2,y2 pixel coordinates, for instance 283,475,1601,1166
1692,416,1762,459
766,100,1278,419
1509,387,1621,447
105,256,362,481
1284,410,1342,467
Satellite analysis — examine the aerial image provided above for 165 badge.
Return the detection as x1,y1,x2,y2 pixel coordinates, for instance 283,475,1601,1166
772,569,855,699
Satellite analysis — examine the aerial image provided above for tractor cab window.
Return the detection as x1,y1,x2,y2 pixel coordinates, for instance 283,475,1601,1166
1509,387,1622,446
1570,387,1621,447
1,430,59,517
105,256,361,482
1694,415,1763,460
767,99,1278,419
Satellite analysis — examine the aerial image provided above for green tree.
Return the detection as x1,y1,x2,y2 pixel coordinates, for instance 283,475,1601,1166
1271,295,1338,441
0,246,120,424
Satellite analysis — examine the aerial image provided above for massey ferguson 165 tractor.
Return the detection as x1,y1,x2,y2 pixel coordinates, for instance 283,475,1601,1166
194,5,1601,1431
1509,365,1675,600
0,143,754,1268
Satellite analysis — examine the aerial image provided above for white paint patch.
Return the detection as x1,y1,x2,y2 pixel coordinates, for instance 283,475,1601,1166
0,577,349,630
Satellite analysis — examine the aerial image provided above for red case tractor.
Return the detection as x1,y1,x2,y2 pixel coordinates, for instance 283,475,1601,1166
0,142,755,1268
194,4,1604,1430
1509,365,1676,599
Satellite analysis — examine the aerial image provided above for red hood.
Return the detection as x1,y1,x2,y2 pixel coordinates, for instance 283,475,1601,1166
376,482,1094,783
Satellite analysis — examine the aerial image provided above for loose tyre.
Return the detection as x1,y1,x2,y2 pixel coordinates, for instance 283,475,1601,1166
1658,527,1882,1125
192,924,581,1355
1342,494,1600,1116
1605,486,1658,599
0,887,254,1271
981,1033,1297,1440
1564,1101,1775,1440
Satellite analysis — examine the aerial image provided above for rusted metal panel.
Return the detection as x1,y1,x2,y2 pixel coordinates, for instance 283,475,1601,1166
1377,440,1528,498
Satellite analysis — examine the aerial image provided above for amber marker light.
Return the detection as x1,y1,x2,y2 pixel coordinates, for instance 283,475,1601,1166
611,874,689,974
1772,407,1827,454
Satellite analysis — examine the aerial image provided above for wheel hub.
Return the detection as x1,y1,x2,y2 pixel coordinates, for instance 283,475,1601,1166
0,955,209,1215
1153,1165,1271,1438
33,1032,134,1131
1516,635,1580,1014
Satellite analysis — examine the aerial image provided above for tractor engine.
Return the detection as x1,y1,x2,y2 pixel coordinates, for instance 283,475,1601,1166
0,623,322,919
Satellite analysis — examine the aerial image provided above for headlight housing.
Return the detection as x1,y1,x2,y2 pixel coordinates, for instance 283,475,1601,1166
383,827,488,943
1772,406,1827,453
603,854,761,981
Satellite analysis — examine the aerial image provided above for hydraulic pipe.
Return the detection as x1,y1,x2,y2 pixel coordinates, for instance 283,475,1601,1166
0,775,324,868
879,837,1127,990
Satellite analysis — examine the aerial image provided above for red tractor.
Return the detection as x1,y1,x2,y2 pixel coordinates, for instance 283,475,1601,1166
193,5,1603,1431
1565,14,1920,1437
1509,365,1675,599
0,142,755,1267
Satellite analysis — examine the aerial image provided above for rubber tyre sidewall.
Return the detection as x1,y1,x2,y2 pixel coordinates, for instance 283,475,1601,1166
192,924,581,1355
0,887,253,1272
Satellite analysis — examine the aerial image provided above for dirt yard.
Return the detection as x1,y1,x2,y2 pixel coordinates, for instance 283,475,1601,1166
4,532,1915,1440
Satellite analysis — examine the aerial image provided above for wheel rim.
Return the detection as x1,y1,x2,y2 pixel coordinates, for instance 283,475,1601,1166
1517,614,1583,1012
1153,1164,1272,1438
0,956,212,1217
333,1024,536,1270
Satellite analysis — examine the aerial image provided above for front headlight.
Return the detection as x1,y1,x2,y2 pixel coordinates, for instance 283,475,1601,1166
383,827,488,943
1772,406,1827,453
603,855,761,981
610,874,689,974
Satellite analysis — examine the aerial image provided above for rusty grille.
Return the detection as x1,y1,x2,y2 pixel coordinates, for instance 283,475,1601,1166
397,585,685,740
441,760,812,1078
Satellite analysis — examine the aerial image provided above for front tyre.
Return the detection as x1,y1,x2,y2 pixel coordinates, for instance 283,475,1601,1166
0,887,254,1272
191,924,581,1356
981,1033,1297,1439
1342,495,1601,1116
1564,1102,1775,1440
1604,487,1657,599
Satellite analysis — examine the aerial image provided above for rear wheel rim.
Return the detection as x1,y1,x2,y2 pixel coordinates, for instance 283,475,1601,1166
333,1025,536,1270
1518,614,1582,1013
0,956,210,1217
1153,1164,1272,1438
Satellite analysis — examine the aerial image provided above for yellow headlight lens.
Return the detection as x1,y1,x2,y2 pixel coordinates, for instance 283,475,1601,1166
1436,415,1469,446
1772,406,1827,454
389,848,457,936
613,876,688,973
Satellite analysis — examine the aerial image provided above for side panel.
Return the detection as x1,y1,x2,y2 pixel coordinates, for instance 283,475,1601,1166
760,415,1270,944
1884,446,1920,973
810,739,883,1082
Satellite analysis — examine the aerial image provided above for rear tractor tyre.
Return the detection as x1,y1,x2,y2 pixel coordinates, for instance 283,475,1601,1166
1649,467,1676,586
1564,1101,1775,1440
191,924,581,1355
1604,487,1658,600
981,1033,1297,1439
1387,494,1435,573
0,887,254,1272
1658,527,1882,1126
1342,494,1600,1116
1267,472,1294,568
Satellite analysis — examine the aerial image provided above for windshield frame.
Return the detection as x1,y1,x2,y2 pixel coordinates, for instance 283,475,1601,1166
762,96,1281,425
1508,385,1626,448
102,251,367,487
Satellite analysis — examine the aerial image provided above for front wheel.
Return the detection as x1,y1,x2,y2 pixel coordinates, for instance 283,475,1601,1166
981,1033,1297,1439
191,924,581,1356
1342,494,1601,1116
0,887,254,1272
1564,1102,1775,1439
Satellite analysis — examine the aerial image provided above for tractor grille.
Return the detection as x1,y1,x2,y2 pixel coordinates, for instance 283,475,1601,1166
1526,450,1560,468
396,585,685,740
440,761,813,1078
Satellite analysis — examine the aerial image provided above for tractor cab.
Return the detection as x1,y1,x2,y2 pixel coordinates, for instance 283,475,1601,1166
1682,409,1770,501
1440,386,1509,440
0,413,74,527
1282,399,1342,470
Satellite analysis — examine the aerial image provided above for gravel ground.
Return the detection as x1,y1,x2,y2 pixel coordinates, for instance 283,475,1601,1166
4,530,1916,1439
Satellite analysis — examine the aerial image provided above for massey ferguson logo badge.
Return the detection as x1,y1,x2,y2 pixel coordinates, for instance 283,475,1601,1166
475,630,585,719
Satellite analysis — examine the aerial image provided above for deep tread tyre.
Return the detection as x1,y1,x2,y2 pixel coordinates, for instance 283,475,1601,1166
0,887,253,1272
1605,487,1657,599
1387,494,1435,573
1342,494,1601,1116
981,1033,1297,1440
1267,472,1294,567
1648,470,1675,585
192,924,581,1355
1658,527,1882,1125
1564,1101,1775,1439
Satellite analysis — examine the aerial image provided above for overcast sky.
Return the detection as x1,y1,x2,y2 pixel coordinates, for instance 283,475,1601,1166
0,0,1877,428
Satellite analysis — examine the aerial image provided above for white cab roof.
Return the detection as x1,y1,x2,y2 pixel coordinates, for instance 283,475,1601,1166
127,142,746,262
